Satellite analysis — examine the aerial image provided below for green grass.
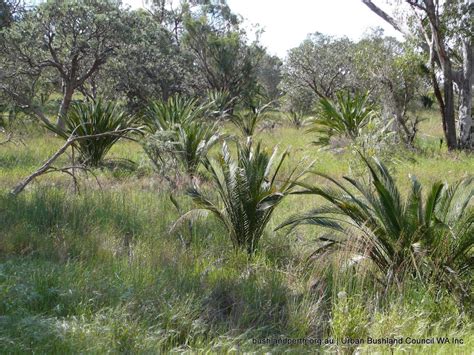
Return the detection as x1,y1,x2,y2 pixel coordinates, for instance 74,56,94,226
0,110,472,353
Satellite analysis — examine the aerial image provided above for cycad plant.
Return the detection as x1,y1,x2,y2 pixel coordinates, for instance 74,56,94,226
45,100,136,167
308,91,375,146
174,122,223,176
230,102,272,137
145,121,222,176
286,110,310,129
143,95,208,133
279,156,473,288
142,95,223,176
185,139,310,254
205,89,235,119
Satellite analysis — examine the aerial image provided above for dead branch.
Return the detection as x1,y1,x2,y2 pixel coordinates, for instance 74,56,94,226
10,128,140,195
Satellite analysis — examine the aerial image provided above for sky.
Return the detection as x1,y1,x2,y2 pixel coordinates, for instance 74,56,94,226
126,0,403,58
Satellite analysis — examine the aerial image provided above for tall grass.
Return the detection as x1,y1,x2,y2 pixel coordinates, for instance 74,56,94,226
1,115,473,353
279,155,473,297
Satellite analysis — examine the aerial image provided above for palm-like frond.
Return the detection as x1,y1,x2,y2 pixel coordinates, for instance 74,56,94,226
230,102,272,137
307,91,375,146
142,95,223,176
45,100,137,167
279,156,473,286
174,122,223,175
144,121,223,176
205,89,236,119
143,95,208,133
187,139,311,254
286,110,311,129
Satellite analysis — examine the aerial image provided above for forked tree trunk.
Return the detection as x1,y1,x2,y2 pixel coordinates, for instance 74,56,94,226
56,83,74,130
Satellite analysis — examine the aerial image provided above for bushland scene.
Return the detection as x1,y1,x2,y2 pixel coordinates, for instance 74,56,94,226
0,0,473,353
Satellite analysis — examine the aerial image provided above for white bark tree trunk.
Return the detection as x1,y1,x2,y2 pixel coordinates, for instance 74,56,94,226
457,38,473,149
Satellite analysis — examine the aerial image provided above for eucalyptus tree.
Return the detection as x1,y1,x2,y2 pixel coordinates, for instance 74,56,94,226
182,2,263,108
362,0,473,150
256,53,283,103
0,0,128,128
353,30,429,145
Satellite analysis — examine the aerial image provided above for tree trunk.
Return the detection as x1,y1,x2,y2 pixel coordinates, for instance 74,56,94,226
56,83,74,130
458,38,473,149
423,0,458,150
443,74,458,150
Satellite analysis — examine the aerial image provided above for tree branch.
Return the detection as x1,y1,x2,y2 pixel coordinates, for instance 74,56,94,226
0,84,51,126
361,0,409,35
11,128,141,195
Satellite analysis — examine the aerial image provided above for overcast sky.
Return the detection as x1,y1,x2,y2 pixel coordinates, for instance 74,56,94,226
125,0,403,57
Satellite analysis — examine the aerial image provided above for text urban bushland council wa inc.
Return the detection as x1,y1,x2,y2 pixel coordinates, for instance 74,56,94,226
252,337,465,346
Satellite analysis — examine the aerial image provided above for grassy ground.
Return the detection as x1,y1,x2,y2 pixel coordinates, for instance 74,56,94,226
0,110,473,353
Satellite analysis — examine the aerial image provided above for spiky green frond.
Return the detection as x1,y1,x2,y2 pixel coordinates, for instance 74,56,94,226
307,90,375,146
45,100,137,166
186,139,311,254
279,156,473,287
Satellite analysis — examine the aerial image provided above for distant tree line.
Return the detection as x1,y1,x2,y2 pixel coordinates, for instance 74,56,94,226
0,0,472,150
0,0,280,127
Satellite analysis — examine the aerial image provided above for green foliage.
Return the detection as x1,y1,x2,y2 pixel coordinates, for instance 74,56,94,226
142,95,221,176
0,0,19,29
183,13,262,106
185,139,309,254
421,94,434,109
280,156,473,289
230,102,272,137
281,33,354,102
145,121,222,176
308,91,375,146
0,0,127,122
285,110,310,129
352,32,429,145
205,89,235,119
100,9,186,110
256,53,282,102
45,100,137,167
143,95,207,133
